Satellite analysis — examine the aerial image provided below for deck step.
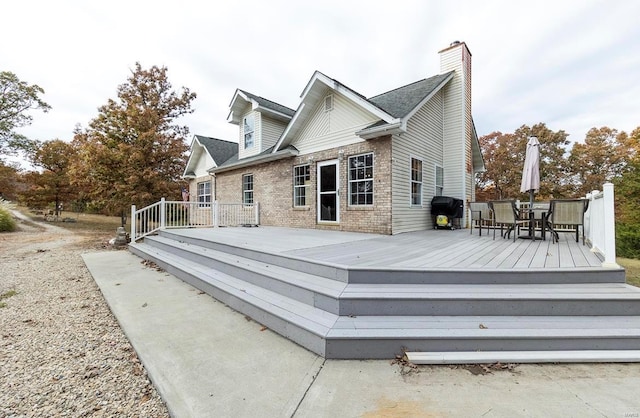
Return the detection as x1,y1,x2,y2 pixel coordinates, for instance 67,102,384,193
158,229,348,282
128,230,640,361
324,315,640,358
139,236,346,313
405,350,640,364
339,283,640,316
129,242,338,356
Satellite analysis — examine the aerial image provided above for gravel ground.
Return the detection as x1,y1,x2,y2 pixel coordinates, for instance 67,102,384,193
0,214,169,417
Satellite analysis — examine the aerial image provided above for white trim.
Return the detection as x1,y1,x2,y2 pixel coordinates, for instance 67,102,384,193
347,152,374,207
435,164,444,196
293,164,310,207
409,156,423,207
317,159,340,223
355,121,404,139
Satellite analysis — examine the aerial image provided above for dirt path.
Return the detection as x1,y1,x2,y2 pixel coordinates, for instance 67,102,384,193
0,212,169,417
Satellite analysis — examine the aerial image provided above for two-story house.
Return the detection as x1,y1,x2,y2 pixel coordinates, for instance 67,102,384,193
183,41,484,234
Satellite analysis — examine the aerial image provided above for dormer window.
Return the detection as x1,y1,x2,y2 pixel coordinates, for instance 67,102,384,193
243,114,255,148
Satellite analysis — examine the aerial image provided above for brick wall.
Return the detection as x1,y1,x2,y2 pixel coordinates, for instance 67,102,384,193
215,136,392,234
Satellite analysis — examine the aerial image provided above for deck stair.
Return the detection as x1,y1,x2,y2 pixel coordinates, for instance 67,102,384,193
129,229,640,362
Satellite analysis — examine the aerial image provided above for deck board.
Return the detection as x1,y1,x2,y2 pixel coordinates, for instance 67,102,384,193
165,226,611,271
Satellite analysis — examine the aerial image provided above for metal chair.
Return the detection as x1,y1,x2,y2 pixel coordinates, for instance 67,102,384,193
469,202,492,236
489,200,528,242
545,199,589,244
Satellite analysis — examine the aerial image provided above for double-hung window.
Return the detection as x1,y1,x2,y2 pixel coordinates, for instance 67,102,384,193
410,158,423,206
348,153,373,206
435,165,444,196
242,174,254,205
197,181,211,207
243,114,255,149
293,164,310,207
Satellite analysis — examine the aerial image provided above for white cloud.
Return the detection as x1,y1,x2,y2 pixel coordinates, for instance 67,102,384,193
2,0,638,154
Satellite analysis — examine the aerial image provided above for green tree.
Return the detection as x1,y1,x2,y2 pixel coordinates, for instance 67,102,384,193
73,63,195,224
0,71,51,156
21,139,77,215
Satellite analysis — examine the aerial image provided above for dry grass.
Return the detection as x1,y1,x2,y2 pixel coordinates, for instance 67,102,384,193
17,207,123,234
619,257,640,288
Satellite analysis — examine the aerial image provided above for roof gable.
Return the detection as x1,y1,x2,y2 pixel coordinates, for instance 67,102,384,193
182,135,238,178
273,71,399,152
227,89,295,124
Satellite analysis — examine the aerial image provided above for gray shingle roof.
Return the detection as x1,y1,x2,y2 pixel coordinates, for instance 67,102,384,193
195,135,238,165
239,90,295,117
368,71,454,118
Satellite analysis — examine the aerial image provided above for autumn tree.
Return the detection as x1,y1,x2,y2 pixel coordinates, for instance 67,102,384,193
0,71,51,156
0,161,21,200
567,127,629,196
20,139,77,215
476,123,571,200
73,63,195,223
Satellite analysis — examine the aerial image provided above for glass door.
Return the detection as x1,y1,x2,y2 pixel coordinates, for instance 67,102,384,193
317,160,339,223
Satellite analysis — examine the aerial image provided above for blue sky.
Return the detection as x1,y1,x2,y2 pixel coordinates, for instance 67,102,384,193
2,0,639,153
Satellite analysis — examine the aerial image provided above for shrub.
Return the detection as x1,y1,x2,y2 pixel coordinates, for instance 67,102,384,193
0,206,16,232
617,223,640,259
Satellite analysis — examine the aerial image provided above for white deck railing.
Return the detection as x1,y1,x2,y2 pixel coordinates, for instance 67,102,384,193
131,199,259,242
584,183,617,267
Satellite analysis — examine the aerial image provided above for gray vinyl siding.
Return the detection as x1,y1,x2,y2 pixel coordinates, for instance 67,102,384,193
391,90,444,234
292,89,378,155
261,115,287,150
238,105,261,160
441,76,464,200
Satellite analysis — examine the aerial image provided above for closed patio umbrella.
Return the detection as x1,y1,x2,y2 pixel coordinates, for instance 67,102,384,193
520,136,540,207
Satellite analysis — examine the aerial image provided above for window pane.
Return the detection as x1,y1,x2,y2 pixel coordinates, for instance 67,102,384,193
293,164,310,207
348,153,374,206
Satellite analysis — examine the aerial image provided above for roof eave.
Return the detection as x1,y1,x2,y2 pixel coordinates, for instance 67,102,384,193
355,121,405,139
210,148,298,174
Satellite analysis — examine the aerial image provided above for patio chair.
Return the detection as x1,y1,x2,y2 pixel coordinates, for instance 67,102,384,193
545,199,589,245
469,202,492,236
489,200,528,242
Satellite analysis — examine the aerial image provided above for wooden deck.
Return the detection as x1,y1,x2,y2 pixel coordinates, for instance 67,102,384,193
128,226,637,360
165,226,608,271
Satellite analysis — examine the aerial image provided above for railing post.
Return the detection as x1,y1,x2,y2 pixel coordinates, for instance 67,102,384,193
254,202,260,226
160,198,166,230
602,183,618,268
213,201,219,227
131,204,136,242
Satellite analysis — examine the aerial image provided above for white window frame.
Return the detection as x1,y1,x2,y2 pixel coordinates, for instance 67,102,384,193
435,164,444,196
410,157,423,206
293,164,310,207
243,114,255,149
348,152,374,206
197,181,211,207
242,174,254,205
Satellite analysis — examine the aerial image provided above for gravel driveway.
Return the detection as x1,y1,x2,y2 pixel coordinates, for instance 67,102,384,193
0,213,169,417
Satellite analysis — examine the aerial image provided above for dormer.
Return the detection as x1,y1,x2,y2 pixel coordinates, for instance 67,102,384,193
227,89,295,159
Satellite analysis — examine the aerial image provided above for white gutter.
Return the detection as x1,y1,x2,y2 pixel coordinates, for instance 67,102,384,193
209,148,298,174
355,121,404,139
